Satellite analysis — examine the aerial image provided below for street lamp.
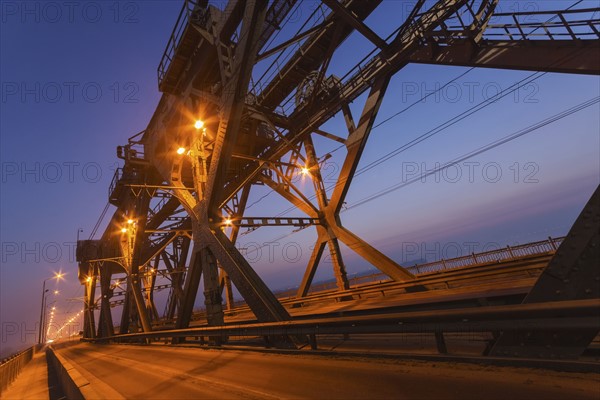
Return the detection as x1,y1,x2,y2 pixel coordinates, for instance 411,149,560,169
38,272,64,344
300,165,310,176
43,301,57,343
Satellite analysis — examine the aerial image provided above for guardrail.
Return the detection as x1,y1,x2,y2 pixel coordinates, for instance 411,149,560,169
88,300,600,355
0,345,38,394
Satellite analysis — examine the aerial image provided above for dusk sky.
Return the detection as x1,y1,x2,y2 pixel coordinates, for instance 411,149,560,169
1,0,599,357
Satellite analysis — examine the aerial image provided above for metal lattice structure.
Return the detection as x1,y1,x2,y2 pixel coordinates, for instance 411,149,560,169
76,0,599,358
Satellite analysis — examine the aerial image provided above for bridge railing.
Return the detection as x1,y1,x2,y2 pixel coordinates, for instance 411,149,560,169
108,167,122,196
424,7,600,41
0,345,37,394
407,236,563,275
307,236,564,293
440,7,600,41
157,0,209,91
483,8,600,41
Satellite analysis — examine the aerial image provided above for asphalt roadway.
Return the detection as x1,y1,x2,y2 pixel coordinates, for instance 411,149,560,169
54,343,600,399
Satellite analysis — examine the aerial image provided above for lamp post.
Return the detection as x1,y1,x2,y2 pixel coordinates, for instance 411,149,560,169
41,294,52,343
43,302,56,343
38,272,63,344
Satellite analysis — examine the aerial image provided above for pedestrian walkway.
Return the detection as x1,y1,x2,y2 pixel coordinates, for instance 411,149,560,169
2,351,51,399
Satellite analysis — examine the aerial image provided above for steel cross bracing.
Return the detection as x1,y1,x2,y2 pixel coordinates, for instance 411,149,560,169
76,0,599,356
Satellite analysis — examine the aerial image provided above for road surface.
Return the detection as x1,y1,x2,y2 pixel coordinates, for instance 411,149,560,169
54,343,600,399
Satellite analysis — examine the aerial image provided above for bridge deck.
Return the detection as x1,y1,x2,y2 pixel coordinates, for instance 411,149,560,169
41,342,599,399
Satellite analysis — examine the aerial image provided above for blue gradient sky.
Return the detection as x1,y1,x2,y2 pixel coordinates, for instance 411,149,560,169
1,1,599,356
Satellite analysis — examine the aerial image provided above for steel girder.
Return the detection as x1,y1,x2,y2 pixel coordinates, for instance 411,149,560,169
408,40,600,75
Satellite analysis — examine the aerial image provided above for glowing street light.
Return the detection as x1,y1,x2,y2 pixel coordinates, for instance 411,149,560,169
224,217,233,226
38,272,64,344
127,219,134,225
121,228,128,233
300,166,310,176
194,120,204,130
177,147,186,155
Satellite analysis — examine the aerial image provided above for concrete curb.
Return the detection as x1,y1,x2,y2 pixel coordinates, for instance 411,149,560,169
46,345,124,399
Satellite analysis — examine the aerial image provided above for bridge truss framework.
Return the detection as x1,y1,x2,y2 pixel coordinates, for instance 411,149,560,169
75,0,599,360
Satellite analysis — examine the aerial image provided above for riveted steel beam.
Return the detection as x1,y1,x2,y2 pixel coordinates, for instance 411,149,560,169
489,185,600,359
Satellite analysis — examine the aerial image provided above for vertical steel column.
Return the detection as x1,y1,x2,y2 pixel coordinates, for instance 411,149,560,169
175,0,292,328
220,184,251,310
119,284,133,334
201,247,225,327
83,267,96,339
97,266,114,338
127,193,153,333
144,263,159,321
175,241,203,331
163,238,188,320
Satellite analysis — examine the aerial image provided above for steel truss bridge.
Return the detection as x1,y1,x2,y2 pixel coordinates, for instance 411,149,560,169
75,0,599,362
